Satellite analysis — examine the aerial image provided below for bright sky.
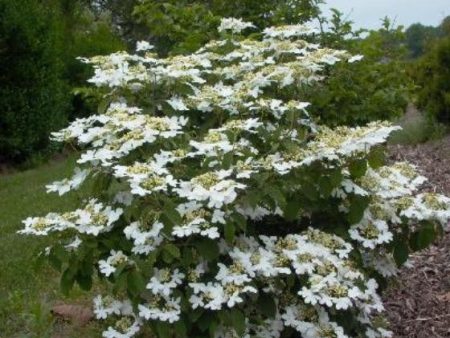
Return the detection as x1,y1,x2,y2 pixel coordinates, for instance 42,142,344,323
321,0,450,29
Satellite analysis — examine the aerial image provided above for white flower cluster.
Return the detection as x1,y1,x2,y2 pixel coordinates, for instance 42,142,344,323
218,18,255,34
22,17,450,338
46,167,90,196
21,199,122,236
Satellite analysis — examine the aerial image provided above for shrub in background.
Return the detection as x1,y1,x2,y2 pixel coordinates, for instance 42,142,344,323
128,0,323,55
21,19,450,338
414,32,450,126
302,14,411,127
0,0,69,163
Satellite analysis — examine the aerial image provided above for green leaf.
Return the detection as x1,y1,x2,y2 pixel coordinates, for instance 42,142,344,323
245,189,262,208
173,320,187,337
224,222,235,244
222,152,234,169
164,243,181,259
230,308,246,335
265,186,286,208
231,212,247,232
329,169,344,188
97,98,110,115
155,322,171,338
410,222,437,251
76,272,93,291
368,147,386,169
195,239,220,260
181,247,194,267
189,309,204,322
48,253,62,272
60,263,78,296
318,176,333,197
302,181,318,201
161,204,182,230
48,244,68,272
91,172,112,197
127,270,146,298
349,159,368,179
284,199,301,221
347,197,369,224
113,270,128,295
198,311,215,332
393,240,409,266
257,293,277,318
208,320,219,337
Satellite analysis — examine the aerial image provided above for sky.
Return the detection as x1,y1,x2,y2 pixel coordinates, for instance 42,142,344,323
321,0,450,30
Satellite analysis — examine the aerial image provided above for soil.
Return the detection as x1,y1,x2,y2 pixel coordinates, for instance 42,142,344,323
384,135,450,338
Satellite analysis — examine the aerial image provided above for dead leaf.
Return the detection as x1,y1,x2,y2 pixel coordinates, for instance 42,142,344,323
436,292,450,302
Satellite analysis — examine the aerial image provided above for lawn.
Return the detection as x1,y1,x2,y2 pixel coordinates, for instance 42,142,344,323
0,155,100,338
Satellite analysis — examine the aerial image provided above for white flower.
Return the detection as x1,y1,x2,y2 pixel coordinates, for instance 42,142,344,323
46,168,90,195
146,268,185,296
129,174,177,196
263,24,317,39
138,297,181,323
349,216,393,249
166,96,189,111
216,263,251,285
172,202,223,239
136,41,153,52
218,18,255,34
99,250,129,277
74,200,123,236
124,221,164,255
102,317,141,338
176,171,246,208
20,214,62,236
348,54,364,63
94,295,123,319
65,236,82,251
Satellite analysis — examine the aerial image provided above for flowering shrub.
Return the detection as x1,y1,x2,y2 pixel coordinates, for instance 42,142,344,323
21,18,450,338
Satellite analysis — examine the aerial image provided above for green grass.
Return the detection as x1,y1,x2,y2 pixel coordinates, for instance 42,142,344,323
0,155,100,338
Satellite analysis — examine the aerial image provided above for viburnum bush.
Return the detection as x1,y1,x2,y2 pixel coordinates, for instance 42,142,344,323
21,18,450,338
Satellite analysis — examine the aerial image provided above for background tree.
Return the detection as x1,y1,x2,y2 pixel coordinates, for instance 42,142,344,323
302,14,411,126
414,28,450,125
405,23,438,58
0,0,124,164
83,0,324,55
0,0,69,163
55,0,126,119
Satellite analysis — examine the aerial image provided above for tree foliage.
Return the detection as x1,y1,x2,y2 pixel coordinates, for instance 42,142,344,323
404,16,450,58
0,0,125,164
0,0,69,162
302,14,411,126
85,0,324,55
405,23,439,59
414,31,450,125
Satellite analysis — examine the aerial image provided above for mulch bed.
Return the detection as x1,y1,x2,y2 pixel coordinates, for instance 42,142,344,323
384,136,450,338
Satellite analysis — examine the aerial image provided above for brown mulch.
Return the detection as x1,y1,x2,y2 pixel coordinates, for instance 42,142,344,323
384,135,450,338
